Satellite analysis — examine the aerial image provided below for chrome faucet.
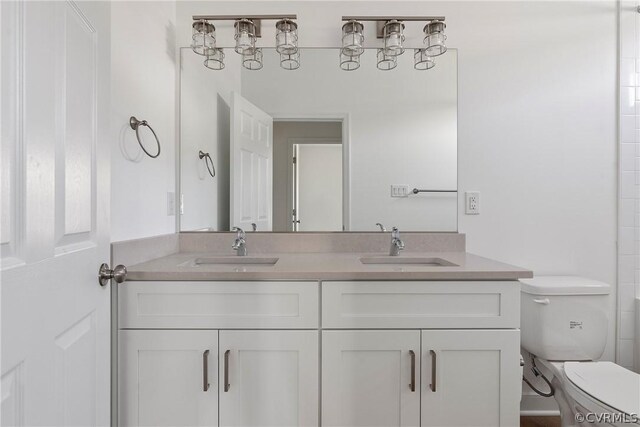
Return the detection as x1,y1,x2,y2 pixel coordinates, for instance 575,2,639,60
376,223,386,232
389,227,405,256
231,227,247,256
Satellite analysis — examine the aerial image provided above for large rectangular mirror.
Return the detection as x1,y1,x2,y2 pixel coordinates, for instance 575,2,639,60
179,47,457,232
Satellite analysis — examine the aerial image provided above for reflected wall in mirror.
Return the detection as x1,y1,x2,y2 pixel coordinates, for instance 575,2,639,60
179,47,457,232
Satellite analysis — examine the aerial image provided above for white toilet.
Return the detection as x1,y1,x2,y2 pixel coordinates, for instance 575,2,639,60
520,276,640,427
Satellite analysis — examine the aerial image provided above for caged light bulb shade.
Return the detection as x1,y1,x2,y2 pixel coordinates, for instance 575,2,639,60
382,20,405,57
280,50,300,70
339,51,360,71
191,20,216,56
275,19,298,55
341,20,365,57
234,19,257,55
423,20,447,57
242,48,263,70
414,49,435,70
376,48,397,71
204,48,225,70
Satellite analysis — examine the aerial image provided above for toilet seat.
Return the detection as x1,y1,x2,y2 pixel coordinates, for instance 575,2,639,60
564,361,640,417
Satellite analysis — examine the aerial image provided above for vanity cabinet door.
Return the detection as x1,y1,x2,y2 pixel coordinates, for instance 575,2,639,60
322,330,421,427
219,330,319,427
119,330,219,427
421,330,520,427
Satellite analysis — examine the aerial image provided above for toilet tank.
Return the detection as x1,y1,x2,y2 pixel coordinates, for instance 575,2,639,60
520,276,610,361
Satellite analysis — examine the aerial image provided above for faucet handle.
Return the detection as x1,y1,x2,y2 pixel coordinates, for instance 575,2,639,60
391,227,400,239
251,223,257,232
232,227,245,239
376,223,386,232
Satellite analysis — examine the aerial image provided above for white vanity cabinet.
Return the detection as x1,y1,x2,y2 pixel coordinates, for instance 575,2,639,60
118,279,521,427
420,330,521,427
219,330,319,427
322,330,421,427
118,330,219,427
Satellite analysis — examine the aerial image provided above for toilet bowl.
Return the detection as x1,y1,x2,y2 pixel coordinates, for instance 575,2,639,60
520,276,640,427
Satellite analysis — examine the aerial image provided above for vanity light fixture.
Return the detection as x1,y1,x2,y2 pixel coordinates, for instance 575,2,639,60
280,50,300,70
191,20,216,56
275,18,298,55
376,48,397,71
339,51,360,71
234,18,258,54
423,20,447,56
341,20,365,57
340,15,447,71
382,20,405,56
242,48,263,70
414,49,435,70
204,48,225,70
192,14,299,70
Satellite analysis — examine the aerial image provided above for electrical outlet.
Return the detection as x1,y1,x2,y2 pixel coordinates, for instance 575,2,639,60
167,192,175,216
465,191,480,215
390,185,409,198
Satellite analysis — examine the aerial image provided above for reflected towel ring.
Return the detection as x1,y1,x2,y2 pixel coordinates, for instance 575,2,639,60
129,116,161,158
199,150,216,178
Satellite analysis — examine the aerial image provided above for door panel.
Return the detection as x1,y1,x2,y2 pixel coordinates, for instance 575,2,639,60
219,330,318,427
421,330,520,427
119,330,218,427
295,144,342,231
322,330,420,427
1,1,111,425
230,92,273,231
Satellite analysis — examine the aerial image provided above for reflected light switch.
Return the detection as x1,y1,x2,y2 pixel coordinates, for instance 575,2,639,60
390,185,409,198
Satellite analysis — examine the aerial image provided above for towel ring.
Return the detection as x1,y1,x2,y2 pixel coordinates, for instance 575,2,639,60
199,150,216,178
130,116,161,158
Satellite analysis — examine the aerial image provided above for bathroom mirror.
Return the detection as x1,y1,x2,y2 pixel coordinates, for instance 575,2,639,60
179,47,457,232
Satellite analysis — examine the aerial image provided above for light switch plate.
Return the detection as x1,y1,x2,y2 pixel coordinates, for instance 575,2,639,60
390,185,409,198
465,191,480,215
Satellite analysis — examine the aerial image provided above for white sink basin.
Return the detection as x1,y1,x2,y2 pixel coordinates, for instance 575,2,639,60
193,257,279,266
360,257,458,267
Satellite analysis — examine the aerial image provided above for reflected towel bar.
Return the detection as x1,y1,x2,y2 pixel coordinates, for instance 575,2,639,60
412,188,457,194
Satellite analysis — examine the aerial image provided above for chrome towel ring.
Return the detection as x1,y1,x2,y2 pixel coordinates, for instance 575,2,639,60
129,116,161,158
199,150,216,178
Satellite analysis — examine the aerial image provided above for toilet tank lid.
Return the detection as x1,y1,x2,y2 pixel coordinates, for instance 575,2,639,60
520,276,611,295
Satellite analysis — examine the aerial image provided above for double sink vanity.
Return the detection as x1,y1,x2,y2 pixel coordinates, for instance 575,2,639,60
113,231,532,427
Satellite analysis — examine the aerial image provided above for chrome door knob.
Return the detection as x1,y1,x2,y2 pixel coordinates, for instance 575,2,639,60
98,263,127,287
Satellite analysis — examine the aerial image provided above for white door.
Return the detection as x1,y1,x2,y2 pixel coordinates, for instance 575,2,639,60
294,144,342,231
1,1,111,426
230,92,273,231
219,330,318,427
322,330,420,427
119,330,218,427
421,330,521,427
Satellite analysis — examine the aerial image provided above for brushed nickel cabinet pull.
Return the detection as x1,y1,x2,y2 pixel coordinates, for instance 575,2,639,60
430,350,437,392
409,350,416,392
224,350,231,392
203,350,210,392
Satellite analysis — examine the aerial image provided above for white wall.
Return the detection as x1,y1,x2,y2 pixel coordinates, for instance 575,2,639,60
111,1,177,242
177,0,619,409
179,48,241,231
241,49,458,231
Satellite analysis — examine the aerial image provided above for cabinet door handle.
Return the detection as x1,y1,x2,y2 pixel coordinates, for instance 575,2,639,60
409,350,416,392
430,350,437,392
224,350,231,392
203,350,210,392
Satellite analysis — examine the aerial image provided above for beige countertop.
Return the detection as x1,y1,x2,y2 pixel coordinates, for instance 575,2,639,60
124,251,533,281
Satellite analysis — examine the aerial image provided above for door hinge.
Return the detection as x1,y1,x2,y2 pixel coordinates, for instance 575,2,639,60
292,157,296,164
